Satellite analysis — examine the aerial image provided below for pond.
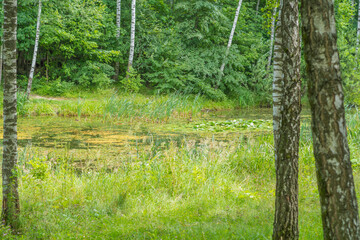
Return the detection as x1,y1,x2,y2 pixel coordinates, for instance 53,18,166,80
0,108,312,169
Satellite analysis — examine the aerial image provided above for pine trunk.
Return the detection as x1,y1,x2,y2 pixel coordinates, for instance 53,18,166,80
2,0,20,230
217,0,243,88
27,0,41,99
126,0,136,78
267,6,277,71
272,0,301,238
114,0,121,81
301,0,360,239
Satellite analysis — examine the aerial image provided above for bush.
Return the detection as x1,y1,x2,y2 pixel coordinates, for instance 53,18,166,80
121,67,143,93
36,78,74,96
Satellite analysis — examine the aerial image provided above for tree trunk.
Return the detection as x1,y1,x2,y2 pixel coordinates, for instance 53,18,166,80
256,0,260,16
272,0,301,238
301,0,360,239
356,0,360,60
216,0,243,88
126,0,136,78
114,0,121,81
27,0,41,99
46,50,49,81
267,6,277,71
0,3,4,85
2,0,20,230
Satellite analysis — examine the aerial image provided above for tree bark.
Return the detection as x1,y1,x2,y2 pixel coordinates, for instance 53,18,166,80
126,0,136,78
216,0,243,88
301,0,360,239
26,0,41,99
256,0,261,16
46,50,49,81
2,0,20,230
114,0,121,81
0,3,4,85
267,6,277,71
272,0,301,238
356,0,360,60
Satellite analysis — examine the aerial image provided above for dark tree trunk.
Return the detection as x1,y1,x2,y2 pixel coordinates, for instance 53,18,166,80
272,0,301,239
2,0,20,230
301,0,360,239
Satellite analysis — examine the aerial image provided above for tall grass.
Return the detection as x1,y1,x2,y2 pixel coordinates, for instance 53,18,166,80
2,101,360,239
0,91,238,121
0,125,340,239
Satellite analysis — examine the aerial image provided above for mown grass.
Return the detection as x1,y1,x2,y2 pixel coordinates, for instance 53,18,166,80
1,108,360,239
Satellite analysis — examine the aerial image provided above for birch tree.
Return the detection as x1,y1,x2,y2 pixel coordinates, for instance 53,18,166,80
301,0,360,238
115,0,121,81
256,0,261,16
0,3,4,85
267,5,277,70
216,0,243,88
272,0,301,238
26,0,42,99
126,0,136,79
2,0,20,229
356,0,360,58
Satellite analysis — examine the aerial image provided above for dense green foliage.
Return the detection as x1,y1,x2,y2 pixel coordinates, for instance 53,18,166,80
4,0,269,102
1,0,360,103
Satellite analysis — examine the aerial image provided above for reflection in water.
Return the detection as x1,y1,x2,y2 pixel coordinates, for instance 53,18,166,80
2,110,272,150
0,109,313,153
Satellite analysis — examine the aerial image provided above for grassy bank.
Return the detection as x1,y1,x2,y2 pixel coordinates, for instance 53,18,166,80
0,109,360,239
12,90,243,121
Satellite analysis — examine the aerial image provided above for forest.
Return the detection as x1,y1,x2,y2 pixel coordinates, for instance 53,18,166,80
0,0,360,239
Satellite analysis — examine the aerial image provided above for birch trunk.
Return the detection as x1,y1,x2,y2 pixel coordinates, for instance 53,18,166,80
272,2,283,154
126,0,136,78
0,2,4,85
114,0,121,81
256,0,260,16
2,0,20,229
26,0,41,99
272,0,301,238
301,0,360,238
356,0,360,59
267,6,277,70
216,0,242,88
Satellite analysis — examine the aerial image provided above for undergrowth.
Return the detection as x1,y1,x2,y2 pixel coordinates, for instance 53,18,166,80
1,102,360,239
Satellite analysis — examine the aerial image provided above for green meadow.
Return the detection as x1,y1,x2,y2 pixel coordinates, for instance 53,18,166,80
0,91,358,239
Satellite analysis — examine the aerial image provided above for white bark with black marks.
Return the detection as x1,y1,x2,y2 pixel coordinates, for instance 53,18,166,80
2,0,20,230
356,0,360,59
27,0,41,98
0,3,4,85
301,0,360,238
115,0,121,81
267,6,277,70
217,0,243,87
273,0,301,237
127,0,136,75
